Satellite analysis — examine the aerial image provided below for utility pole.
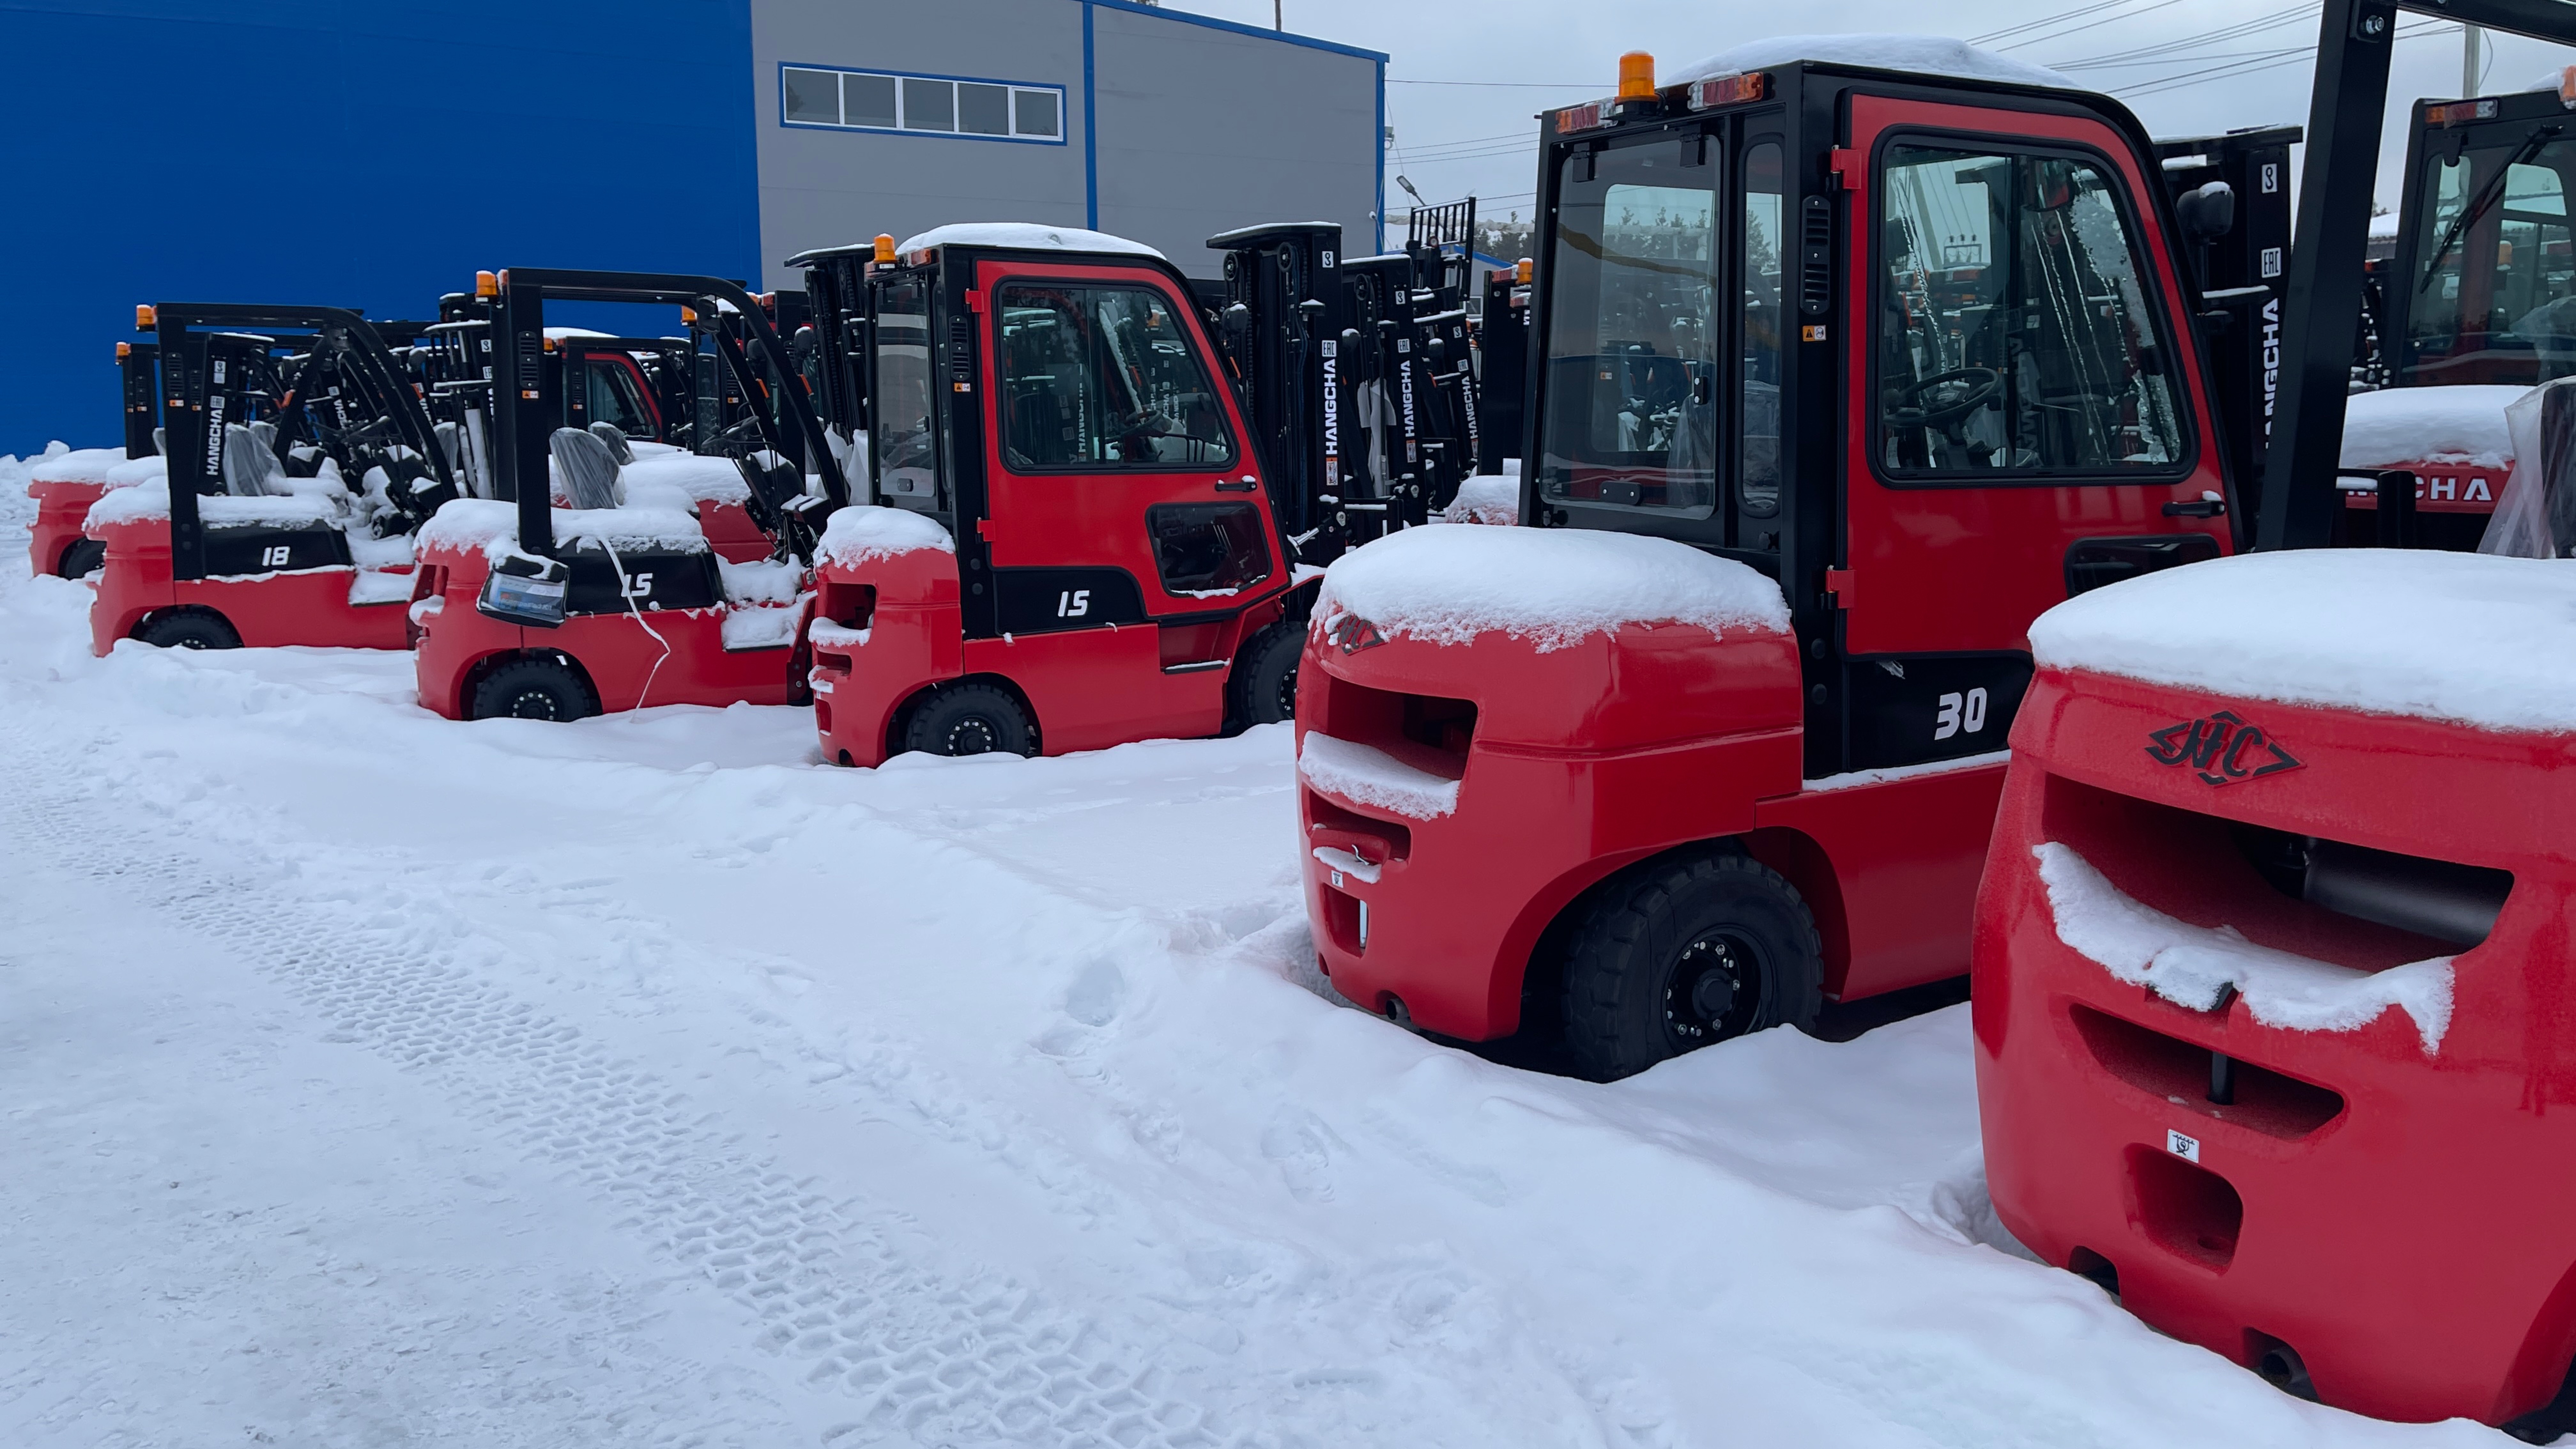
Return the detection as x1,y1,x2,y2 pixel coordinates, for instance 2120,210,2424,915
1275,0,1283,29
2465,22,2483,95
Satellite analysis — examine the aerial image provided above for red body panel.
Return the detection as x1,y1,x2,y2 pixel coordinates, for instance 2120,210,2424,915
1840,96,2232,656
411,535,799,718
1975,665,2576,1426
2339,460,2505,515
697,501,773,563
28,479,107,576
86,515,411,655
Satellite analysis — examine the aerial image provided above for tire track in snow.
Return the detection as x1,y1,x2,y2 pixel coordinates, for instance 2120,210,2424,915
0,719,1251,1449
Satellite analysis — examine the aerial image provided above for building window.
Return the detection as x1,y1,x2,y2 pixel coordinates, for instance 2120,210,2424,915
779,64,1068,144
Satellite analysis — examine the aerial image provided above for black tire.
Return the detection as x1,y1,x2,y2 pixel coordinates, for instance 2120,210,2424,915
132,608,241,650
470,655,598,722
1557,851,1823,1082
55,538,104,579
1227,619,1304,729
902,681,1035,758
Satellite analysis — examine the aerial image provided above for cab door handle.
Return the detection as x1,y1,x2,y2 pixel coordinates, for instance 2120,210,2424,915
1215,478,1258,493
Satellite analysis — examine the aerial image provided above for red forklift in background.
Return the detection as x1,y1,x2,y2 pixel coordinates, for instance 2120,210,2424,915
797,227,1310,763
1296,46,2236,1081
409,267,849,722
85,303,463,653
25,329,164,579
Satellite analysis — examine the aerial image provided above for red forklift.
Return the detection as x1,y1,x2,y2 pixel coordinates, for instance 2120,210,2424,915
84,303,464,653
1295,47,2237,1080
26,328,163,579
1977,0,2576,1432
409,267,849,722
797,228,1312,764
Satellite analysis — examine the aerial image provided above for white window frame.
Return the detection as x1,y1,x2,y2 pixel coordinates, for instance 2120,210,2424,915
778,63,1068,146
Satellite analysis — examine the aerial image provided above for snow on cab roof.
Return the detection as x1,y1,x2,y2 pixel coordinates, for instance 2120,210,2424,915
1671,34,2075,91
2341,384,2526,468
1318,525,1790,653
819,504,953,569
2029,550,2576,733
894,223,1165,262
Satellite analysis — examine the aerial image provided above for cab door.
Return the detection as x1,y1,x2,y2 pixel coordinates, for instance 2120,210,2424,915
973,258,1280,638
1837,93,2232,770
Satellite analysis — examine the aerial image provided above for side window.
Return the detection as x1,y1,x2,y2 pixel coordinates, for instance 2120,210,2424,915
1148,502,1271,594
1738,140,1785,534
1537,138,1721,516
584,359,652,437
2500,160,2576,371
869,274,940,505
996,283,1235,471
1876,144,2185,476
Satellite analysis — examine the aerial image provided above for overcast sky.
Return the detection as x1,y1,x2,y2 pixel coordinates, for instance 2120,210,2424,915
1169,0,2576,232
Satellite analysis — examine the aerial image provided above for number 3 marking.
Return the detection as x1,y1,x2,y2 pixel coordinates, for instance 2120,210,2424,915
1935,686,1989,741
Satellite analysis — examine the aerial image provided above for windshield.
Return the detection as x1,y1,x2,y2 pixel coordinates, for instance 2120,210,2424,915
870,273,939,507
2405,126,2576,385
1536,138,1721,517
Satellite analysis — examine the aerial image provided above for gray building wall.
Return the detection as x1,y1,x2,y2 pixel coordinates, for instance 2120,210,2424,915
749,0,1382,288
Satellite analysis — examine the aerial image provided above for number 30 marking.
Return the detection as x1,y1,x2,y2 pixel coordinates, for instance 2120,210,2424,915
1935,686,1989,741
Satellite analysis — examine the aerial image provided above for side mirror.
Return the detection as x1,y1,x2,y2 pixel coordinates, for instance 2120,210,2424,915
2178,180,2236,242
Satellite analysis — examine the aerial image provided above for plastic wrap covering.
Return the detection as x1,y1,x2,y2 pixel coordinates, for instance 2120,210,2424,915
587,422,636,465
2480,378,2576,557
551,427,623,511
219,423,291,497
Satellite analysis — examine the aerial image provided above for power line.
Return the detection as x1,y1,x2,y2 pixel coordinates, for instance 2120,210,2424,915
1994,0,2185,53
1971,0,2147,47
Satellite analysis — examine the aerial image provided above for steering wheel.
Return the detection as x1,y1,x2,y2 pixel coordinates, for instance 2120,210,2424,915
1888,367,2002,429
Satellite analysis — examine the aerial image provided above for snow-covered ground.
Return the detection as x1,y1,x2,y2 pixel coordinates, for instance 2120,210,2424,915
0,451,2515,1446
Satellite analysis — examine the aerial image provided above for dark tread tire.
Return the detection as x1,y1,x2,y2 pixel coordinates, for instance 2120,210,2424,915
1226,619,1303,730
56,538,105,579
470,656,598,723
902,681,1036,758
1557,851,1823,1082
133,608,241,650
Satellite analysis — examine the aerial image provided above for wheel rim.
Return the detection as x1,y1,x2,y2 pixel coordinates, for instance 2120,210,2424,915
1274,662,1298,720
1661,931,1766,1050
945,714,1001,755
506,688,562,720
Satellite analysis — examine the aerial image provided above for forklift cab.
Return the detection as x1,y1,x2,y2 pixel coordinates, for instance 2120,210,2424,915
863,230,1284,636
1531,55,2229,776
2384,83,2576,388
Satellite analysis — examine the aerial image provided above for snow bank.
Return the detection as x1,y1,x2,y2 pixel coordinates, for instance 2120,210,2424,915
86,481,337,530
897,222,1165,262
419,498,708,562
2029,549,2576,732
819,504,953,569
2341,384,2525,468
1438,475,1520,525
2034,842,2454,1053
1673,35,2074,90
1317,525,1789,653
1298,731,1461,820
28,446,129,484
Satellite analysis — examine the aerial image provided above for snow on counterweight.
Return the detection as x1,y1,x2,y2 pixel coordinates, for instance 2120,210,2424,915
1299,730,1461,820
1316,524,1790,652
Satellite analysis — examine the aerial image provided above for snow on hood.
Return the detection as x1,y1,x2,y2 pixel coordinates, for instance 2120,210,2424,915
1672,35,2074,91
2028,549,2576,733
2341,384,2527,468
622,452,752,506
105,455,167,486
819,505,953,568
1437,475,1520,526
2034,842,2453,1053
896,223,1166,262
85,480,339,530
418,498,709,562
29,447,130,484
1317,525,1790,653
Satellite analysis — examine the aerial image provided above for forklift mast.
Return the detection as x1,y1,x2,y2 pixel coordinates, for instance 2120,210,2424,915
1207,221,1349,557
2154,124,2299,533
149,304,456,580
119,336,160,457
1475,261,1532,476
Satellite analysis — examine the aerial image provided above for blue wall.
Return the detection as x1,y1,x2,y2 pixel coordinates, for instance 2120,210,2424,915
0,0,761,456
